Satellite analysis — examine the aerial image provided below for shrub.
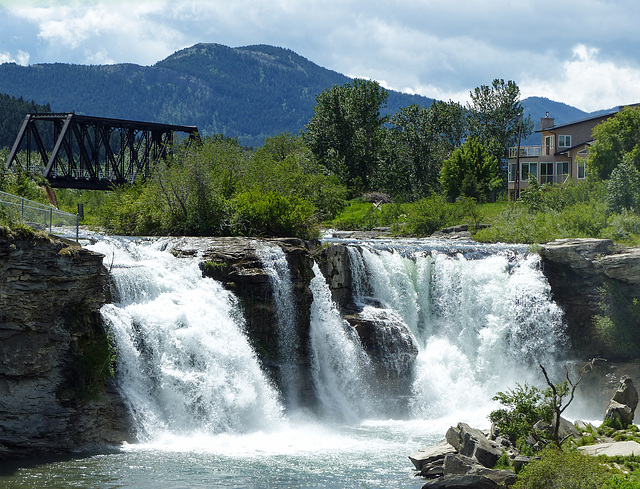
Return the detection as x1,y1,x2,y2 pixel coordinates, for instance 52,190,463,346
489,383,554,454
231,189,318,239
405,194,455,236
513,449,615,489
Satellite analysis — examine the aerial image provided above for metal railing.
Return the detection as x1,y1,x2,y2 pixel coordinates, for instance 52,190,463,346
509,146,543,158
0,190,79,241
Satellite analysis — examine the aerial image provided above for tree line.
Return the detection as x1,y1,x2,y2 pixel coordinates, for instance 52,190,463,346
303,77,533,203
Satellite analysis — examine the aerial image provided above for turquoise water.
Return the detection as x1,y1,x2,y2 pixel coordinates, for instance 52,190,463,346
1,420,453,488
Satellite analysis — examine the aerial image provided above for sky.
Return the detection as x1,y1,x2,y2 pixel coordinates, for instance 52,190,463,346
1,0,639,113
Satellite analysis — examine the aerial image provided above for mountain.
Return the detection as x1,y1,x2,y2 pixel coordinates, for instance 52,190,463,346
0,43,433,147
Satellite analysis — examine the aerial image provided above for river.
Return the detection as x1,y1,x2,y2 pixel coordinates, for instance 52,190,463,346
1,236,570,488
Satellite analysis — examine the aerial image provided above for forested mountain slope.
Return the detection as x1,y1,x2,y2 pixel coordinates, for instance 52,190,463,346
0,43,432,147
0,42,609,148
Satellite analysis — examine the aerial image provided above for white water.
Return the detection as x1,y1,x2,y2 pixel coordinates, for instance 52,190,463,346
22,236,569,488
255,243,301,409
92,237,283,439
309,262,376,421
348,243,566,420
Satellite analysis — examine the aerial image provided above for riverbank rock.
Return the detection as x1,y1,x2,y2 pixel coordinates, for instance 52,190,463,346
412,423,517,488
446,423,503,468
604,375,639,426
0,229,131,459
579,440,640,457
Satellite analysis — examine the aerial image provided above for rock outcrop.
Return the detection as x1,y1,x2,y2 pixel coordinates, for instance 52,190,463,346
0,228,131,459
169,237,317,407
539,238,640,359
604,375,639,427
410,423,518,489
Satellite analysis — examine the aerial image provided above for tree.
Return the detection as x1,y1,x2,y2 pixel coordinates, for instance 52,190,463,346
379,104,442,200
605,157,640,213
440,138,502,201
430,99,468,152
467,79,533,168
588,106,640,180
303,79,388,192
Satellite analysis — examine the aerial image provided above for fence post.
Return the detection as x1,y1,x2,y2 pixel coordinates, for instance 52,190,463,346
49,207,53,233
76,212,79,242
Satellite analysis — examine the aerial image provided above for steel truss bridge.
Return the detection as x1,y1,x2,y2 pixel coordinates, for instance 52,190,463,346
5,113,199,190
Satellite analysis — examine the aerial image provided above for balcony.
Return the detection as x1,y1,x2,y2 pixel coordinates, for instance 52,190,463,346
509,146,542,158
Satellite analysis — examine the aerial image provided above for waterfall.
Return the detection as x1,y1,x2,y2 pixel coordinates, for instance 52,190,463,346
344,243,566,420
91,238,283,439
89,235,567,440
308,262,376,421
255,243,301,408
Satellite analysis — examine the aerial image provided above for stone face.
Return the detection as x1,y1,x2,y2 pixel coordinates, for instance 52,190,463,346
0,231,131,459
605,376,639,426
409,440,456,471
539,238,640,359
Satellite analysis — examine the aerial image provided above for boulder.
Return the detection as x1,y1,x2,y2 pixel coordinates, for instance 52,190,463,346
446,423,503,468
409,440,456,472
605,376,638,426
579,440,640,457
444,453,516,485
532,414,579,442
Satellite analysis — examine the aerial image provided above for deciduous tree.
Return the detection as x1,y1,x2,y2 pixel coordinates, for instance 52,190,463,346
440,138,501,202
303,79,388,192
588,106,640,180
467,79,532,168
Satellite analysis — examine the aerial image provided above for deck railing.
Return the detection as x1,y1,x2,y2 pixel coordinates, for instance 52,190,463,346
509,146,543,158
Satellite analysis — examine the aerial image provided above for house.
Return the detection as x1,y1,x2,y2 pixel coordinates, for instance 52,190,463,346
507,110,618,199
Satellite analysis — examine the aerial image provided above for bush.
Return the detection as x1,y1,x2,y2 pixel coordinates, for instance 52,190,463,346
405,194,455,236
489,383,554,454
231,189,318,239
513,449,616,489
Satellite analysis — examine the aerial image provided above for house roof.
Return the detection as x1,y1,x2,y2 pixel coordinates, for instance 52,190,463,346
535,109,618,133
554,139,596,155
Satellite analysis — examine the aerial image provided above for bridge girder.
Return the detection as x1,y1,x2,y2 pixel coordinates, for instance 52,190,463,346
5,113,199,190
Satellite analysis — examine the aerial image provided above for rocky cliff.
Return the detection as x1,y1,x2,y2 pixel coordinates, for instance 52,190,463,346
168,237,418,410
0,227,131,459
540,238,640,360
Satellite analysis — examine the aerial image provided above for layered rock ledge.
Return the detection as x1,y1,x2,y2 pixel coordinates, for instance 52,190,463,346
0,229,131,459
539,238,640,359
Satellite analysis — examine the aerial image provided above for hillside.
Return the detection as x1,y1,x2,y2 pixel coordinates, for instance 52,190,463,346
0,43,433,147
0,42,618,149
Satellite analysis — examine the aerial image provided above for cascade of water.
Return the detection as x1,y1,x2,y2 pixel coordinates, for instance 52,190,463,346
347,244,566,419
90,238,283,439
255,243,301,408
308,262,376,421
346,246,370,304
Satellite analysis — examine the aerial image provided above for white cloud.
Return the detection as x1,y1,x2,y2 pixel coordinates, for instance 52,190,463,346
520,44,640,112
0,50,30,66
3,1,640,112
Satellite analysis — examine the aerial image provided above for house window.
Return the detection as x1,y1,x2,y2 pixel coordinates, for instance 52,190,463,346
540,162,554,184
544,135,554,155
558,135,572,147
521,162,538,181
556,161,569,183
577,160,586,179
508,162,517,182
